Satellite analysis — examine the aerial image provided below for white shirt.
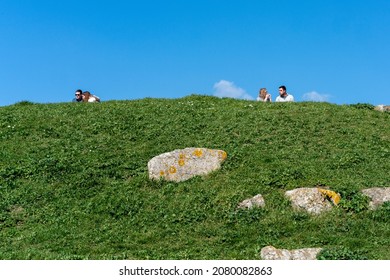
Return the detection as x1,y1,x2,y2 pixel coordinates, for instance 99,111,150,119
275,94,294,102
257,96,271,102
88,95,100,102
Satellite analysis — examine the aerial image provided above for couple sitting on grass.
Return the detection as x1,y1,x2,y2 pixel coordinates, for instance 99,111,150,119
257,85,295,102
72,89,100,103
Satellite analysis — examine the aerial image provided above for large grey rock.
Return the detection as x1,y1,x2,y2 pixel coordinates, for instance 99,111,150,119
238,194,265,209
285,187,340,214
148,148,227,182
260,246,322,260
361,187,390,210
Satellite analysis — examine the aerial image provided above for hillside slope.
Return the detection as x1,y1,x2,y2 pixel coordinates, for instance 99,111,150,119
0,95,389,259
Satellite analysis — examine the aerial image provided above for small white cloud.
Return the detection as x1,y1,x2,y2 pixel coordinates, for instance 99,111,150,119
213,80,253,100
302,91,331,102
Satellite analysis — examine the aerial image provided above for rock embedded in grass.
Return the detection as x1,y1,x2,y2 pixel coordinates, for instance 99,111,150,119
260,245,322,260
237,194,265,209
361,187,390,210
285,187,341,215
148,147,227,182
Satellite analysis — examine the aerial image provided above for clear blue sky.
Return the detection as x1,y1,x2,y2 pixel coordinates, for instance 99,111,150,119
1,0,389,106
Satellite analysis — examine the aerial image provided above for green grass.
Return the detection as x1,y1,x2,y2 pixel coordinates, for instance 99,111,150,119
0,95,389,259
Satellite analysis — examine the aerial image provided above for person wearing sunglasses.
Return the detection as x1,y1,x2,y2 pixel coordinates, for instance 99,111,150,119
72,89,83,102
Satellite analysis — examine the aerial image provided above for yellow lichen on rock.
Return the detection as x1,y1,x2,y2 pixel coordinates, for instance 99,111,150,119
148,147,228,182
193,149,203,157
168,166,177,174
218,150,227,160
178,153,186,166
318,188,341,205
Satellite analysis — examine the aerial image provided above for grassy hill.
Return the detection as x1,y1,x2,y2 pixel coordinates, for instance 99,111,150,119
0,95,389,260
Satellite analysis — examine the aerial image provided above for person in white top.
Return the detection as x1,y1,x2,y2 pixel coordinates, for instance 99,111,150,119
82,91,101,102
256,88,272,102
275,85,294,102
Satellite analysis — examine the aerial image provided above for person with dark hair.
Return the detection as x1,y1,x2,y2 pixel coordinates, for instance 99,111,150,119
276,85,294,102
72,89,83,102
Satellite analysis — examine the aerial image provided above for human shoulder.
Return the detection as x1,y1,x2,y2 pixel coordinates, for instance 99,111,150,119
91,95,100,102
286,94,294,101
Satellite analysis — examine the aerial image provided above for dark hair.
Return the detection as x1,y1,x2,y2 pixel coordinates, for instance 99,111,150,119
75,89,83,95
279,85,286,91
